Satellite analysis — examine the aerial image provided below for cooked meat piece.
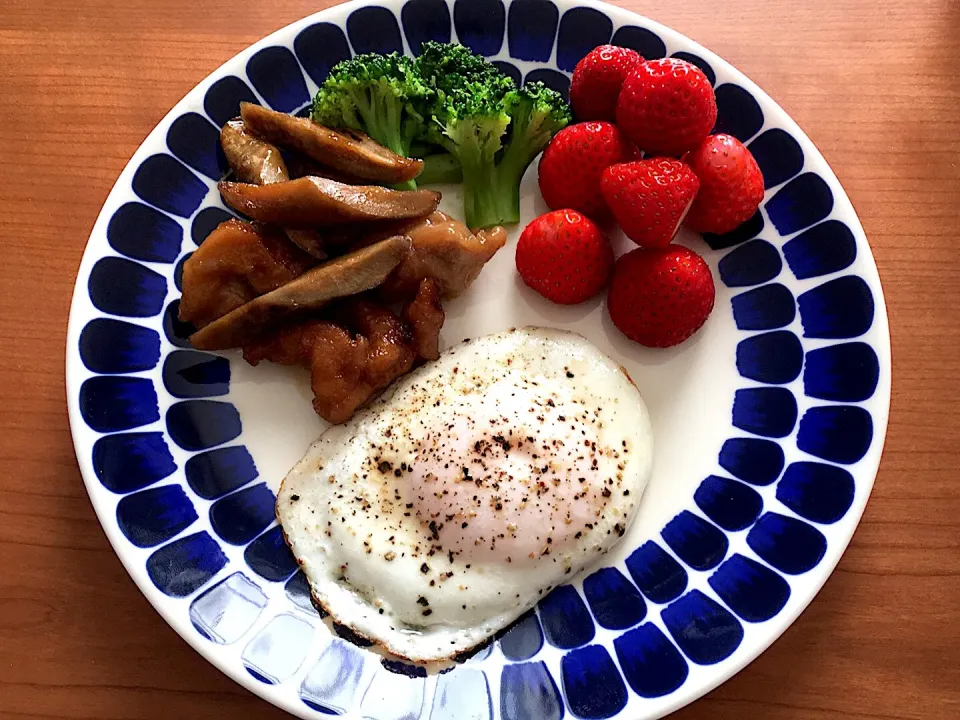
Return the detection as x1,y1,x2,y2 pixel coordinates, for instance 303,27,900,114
189,235,412,351
379,211,508,300
402,278,444,361
220,118,289,185
220,119,328,260
178,219,314,328
242,301,416,425
218,177,441,228
240,102,423,185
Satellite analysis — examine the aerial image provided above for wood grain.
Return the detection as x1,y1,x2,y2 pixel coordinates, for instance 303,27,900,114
1,0,958,717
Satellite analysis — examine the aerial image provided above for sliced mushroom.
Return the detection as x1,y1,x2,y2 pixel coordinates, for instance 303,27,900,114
284,151,367,185
189,235,412,351
220,119,289,185
240,102,423,185
218,176,441,228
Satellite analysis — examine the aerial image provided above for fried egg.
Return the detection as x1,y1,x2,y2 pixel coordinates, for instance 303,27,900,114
277,327,653,661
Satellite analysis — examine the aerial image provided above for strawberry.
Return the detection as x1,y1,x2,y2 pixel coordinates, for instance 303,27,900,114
683,133,765,234
538,122,637,221
607,245,715,347
516,209,614,304
616,58,717,157
601,159,700,247
570,44,644,121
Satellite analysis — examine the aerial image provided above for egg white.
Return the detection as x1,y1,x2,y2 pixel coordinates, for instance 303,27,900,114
277,327,653,661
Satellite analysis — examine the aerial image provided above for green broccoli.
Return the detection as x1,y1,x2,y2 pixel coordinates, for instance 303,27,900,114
416,42,571,228
311,52,433,188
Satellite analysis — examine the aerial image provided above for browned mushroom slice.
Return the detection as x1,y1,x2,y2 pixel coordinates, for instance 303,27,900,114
284,151,367,185
189,235,412,351
240,102,423,185
220,118,289,185
179,218,315,328
379,211,508,300
402,277,444,361
218,176,441,228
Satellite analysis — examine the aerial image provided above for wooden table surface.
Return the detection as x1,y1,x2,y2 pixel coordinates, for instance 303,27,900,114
2,0,959,717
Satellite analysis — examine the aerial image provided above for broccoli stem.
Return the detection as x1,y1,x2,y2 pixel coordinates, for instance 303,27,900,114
417,153,463,185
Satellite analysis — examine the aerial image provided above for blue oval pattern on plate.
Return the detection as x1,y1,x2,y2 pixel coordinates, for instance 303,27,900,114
556,7,612,71
498,609,544,661
89,256,166,318
191,206,234,246
203,76,259,128
348,6,404,55
614,623,689,698
69,6,886,715
562,644,628,718
663,590,743,665
766,172,834,236
798,276,875,339
454,0,506,56
612,25,666,59
777,462,855,524
80,376,159,433
80,318,160,374
186,445,258,500
167,400,242,451
174,252,191,292
524,68,570,102
749,128,805,189
167,112,223,181
147,531,228,597
402,0,452,55
719,240,782,287
694,475,763,531
493,60,523,86
718,437,784,485
709,554,791,622
747,513,827,575
500,661,563,720
107,202,182,263
713,84,764,141
796,405,873,464
210,483,277,545
92,432,176,494
294,23,353,85
132,154,208,218
804,342,879,402
507,0,559,61
117,484,198,548
736,330,804,385
625,540,687,604
732,387,798,438
163,349,231,398
582,567,646,629
539,584,596,649
731,283,796,331
247,47,309,113
245,525,299,582
783,220,857,280
662,510,728,571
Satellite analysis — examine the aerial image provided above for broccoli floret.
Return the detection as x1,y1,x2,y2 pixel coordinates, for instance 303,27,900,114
311,52,433,188
416,43,571,227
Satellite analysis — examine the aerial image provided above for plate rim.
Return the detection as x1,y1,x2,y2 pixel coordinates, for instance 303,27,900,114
64,1,892,717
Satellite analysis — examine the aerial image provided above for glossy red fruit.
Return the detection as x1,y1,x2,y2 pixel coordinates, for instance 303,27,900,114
570,44,644,121
516,209,614,304
616,58,717,157
601,159,700,247
607,245,715,348
684,133,765,234
538,122,637,221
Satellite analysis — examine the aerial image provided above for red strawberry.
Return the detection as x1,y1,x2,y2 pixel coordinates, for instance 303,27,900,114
607,245,715,347
538,122,637,221
601,159,700,247
683,133,765,234
616,58,717,157
570,44,644,121
516,210,614,304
